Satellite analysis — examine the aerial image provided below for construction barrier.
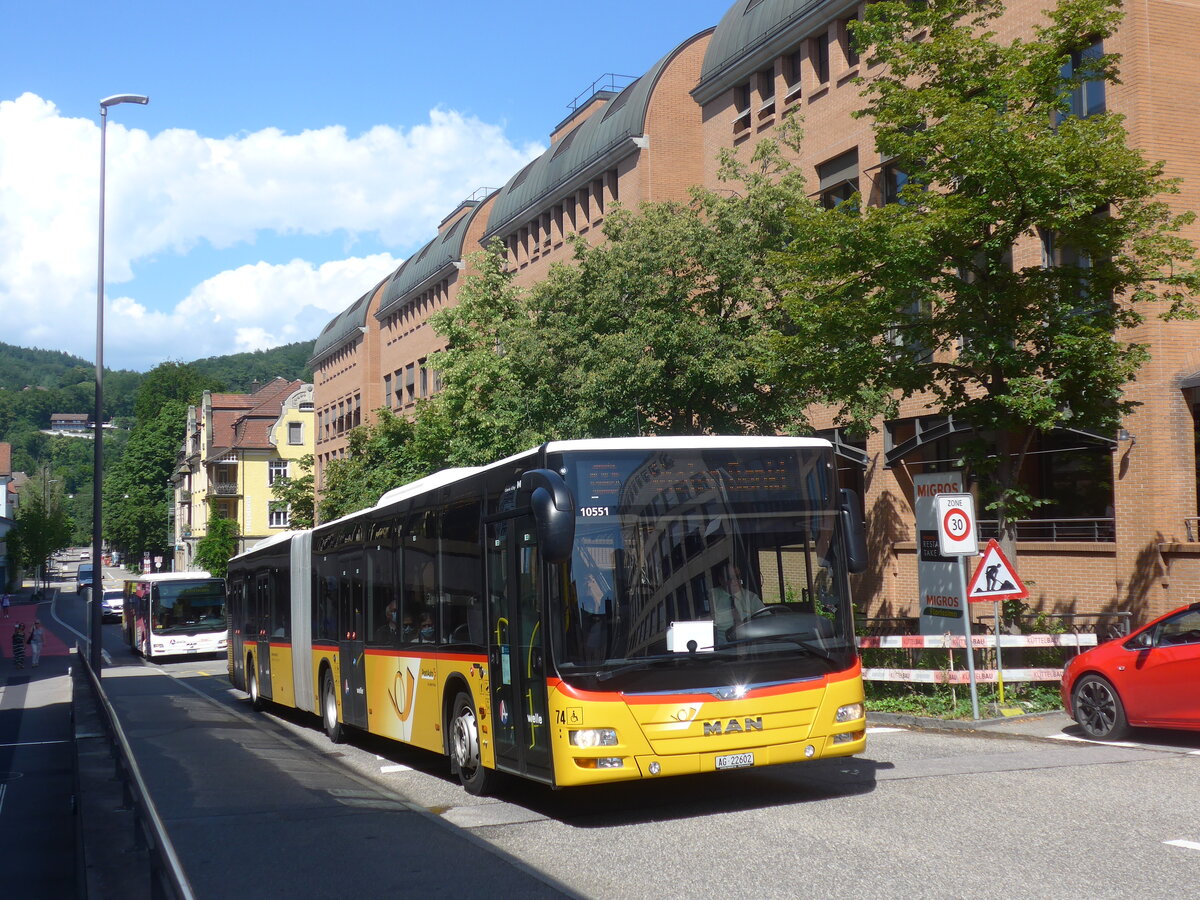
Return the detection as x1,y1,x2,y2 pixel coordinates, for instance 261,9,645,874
856,633,1097,683
863,667,1065,683
856,634,1098,650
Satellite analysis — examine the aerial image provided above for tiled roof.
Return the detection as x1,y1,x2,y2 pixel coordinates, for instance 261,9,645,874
207,379,305,455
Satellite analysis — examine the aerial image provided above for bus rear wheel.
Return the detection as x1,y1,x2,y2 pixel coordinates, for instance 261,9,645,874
449,691,492,796
321,669,343,744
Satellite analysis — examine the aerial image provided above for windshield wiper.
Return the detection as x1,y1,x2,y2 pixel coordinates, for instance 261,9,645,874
595,655,692,682
715,636,843,666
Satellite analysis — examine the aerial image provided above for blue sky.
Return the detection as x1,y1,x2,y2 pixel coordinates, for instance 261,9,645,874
1,0,735,371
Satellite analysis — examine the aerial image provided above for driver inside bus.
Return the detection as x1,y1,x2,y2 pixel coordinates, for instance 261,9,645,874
578,572,609,662
712,563,764,635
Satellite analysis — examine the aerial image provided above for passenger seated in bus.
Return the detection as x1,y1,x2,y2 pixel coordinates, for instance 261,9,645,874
417,611,436,643
712,564,764,635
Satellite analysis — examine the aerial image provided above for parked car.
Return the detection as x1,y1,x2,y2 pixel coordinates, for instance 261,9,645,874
1061,602,1200,739
101,589,125,623
76,562,95,594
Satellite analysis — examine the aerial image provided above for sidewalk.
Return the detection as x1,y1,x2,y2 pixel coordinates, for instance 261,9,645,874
72,654,577,898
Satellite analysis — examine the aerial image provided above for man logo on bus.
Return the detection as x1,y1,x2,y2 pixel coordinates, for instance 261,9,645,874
703,717,763,736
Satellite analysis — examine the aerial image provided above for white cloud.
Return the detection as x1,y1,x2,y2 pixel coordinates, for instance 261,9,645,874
0,92,542,370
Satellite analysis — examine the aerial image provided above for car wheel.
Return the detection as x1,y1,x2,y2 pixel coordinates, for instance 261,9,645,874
1072,673,1129,740
321,669,343,744
449,691,492,796
248,660,264,711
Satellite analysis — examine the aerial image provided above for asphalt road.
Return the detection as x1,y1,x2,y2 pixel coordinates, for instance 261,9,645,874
6,566,1200,898
163,645,1200,899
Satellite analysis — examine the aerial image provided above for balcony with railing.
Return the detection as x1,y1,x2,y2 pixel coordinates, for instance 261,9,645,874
211,482,240,496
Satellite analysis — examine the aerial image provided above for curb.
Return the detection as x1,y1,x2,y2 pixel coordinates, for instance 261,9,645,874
868,709,1065,731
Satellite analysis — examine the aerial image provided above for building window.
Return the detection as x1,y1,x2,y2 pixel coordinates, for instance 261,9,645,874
881,164,914,205
419,358,429,397
817,149,859,209
269,502,290,529
841,17,860,68
734,82,751,132
287,421,303,445
384,373,392,409
268,459,289,486
785,49,804,99
1060,42,1106,120
757,66,775,110
812,33,830,84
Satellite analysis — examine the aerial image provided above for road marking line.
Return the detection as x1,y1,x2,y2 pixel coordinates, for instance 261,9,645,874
866,727,905,734
380,764,411,773
1165,840,1200,852
1047,734,1141,748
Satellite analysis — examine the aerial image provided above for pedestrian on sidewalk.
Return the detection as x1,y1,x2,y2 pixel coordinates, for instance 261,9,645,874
27,619,44,667
2,592,10,617
12,622,26,668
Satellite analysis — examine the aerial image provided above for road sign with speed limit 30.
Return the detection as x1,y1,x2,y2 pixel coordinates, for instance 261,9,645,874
933,493,977,556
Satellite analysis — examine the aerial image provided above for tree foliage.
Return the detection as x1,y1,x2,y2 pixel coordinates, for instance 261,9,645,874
316,159,813,520
193,514,239,578
772,0,1200,541
270,454,316,530
104,363,222,560
9,490,73,583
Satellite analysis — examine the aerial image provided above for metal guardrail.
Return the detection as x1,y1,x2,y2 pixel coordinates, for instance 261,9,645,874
78,648,195,900
861,611,1132,642
977,517,1115,542
973,611,1132,643
1185,517,1200,542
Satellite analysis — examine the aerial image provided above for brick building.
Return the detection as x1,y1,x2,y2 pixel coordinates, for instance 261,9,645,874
311,0,1200,627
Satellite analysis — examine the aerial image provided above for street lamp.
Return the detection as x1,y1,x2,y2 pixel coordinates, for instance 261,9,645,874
93,93,148,675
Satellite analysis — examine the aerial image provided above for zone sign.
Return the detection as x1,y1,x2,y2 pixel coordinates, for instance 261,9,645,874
934,493,978,556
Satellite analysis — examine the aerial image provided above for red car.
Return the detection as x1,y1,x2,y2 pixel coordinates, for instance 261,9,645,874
1061,602,1200,739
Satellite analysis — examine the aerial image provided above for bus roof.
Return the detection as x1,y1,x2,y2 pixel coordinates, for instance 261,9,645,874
308,435,836,536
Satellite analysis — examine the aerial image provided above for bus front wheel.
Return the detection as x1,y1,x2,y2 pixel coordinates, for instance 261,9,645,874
321,669,343,744
248,659,264,711
449,691,491,796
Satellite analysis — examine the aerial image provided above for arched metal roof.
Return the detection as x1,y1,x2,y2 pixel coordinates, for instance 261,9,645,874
485,34,705,240
310,280,380,364
375,201,487,320
694,0,857,105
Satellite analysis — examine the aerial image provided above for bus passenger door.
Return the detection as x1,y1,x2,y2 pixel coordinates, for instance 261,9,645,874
486,517,552,783
338,557,368,728
254,574,272,701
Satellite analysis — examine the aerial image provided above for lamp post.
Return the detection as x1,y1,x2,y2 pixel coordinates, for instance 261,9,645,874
93,93,148,674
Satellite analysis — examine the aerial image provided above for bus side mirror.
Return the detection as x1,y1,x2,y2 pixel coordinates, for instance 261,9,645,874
839,488,868,574
522,469,575,564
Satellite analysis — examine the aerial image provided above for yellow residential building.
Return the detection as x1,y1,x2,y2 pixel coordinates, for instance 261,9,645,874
172,379,314,569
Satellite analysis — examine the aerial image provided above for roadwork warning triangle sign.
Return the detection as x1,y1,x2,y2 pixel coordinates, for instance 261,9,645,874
966,539,1029,603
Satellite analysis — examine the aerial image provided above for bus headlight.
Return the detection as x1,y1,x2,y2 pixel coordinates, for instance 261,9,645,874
836,703,864,723
569,728,618,748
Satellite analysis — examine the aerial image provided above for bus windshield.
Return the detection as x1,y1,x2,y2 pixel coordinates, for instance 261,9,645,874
152,580,227,635
550,446,857,690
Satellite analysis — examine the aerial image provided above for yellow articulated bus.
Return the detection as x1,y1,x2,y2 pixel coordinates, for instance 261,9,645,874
226,436,868,794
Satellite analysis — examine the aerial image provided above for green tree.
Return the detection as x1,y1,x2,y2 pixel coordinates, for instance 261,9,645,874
105,361,220,561
773,0,1200,552
194,514,239,578
10,491,73,588
270,454,316,530
318,411,427,521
